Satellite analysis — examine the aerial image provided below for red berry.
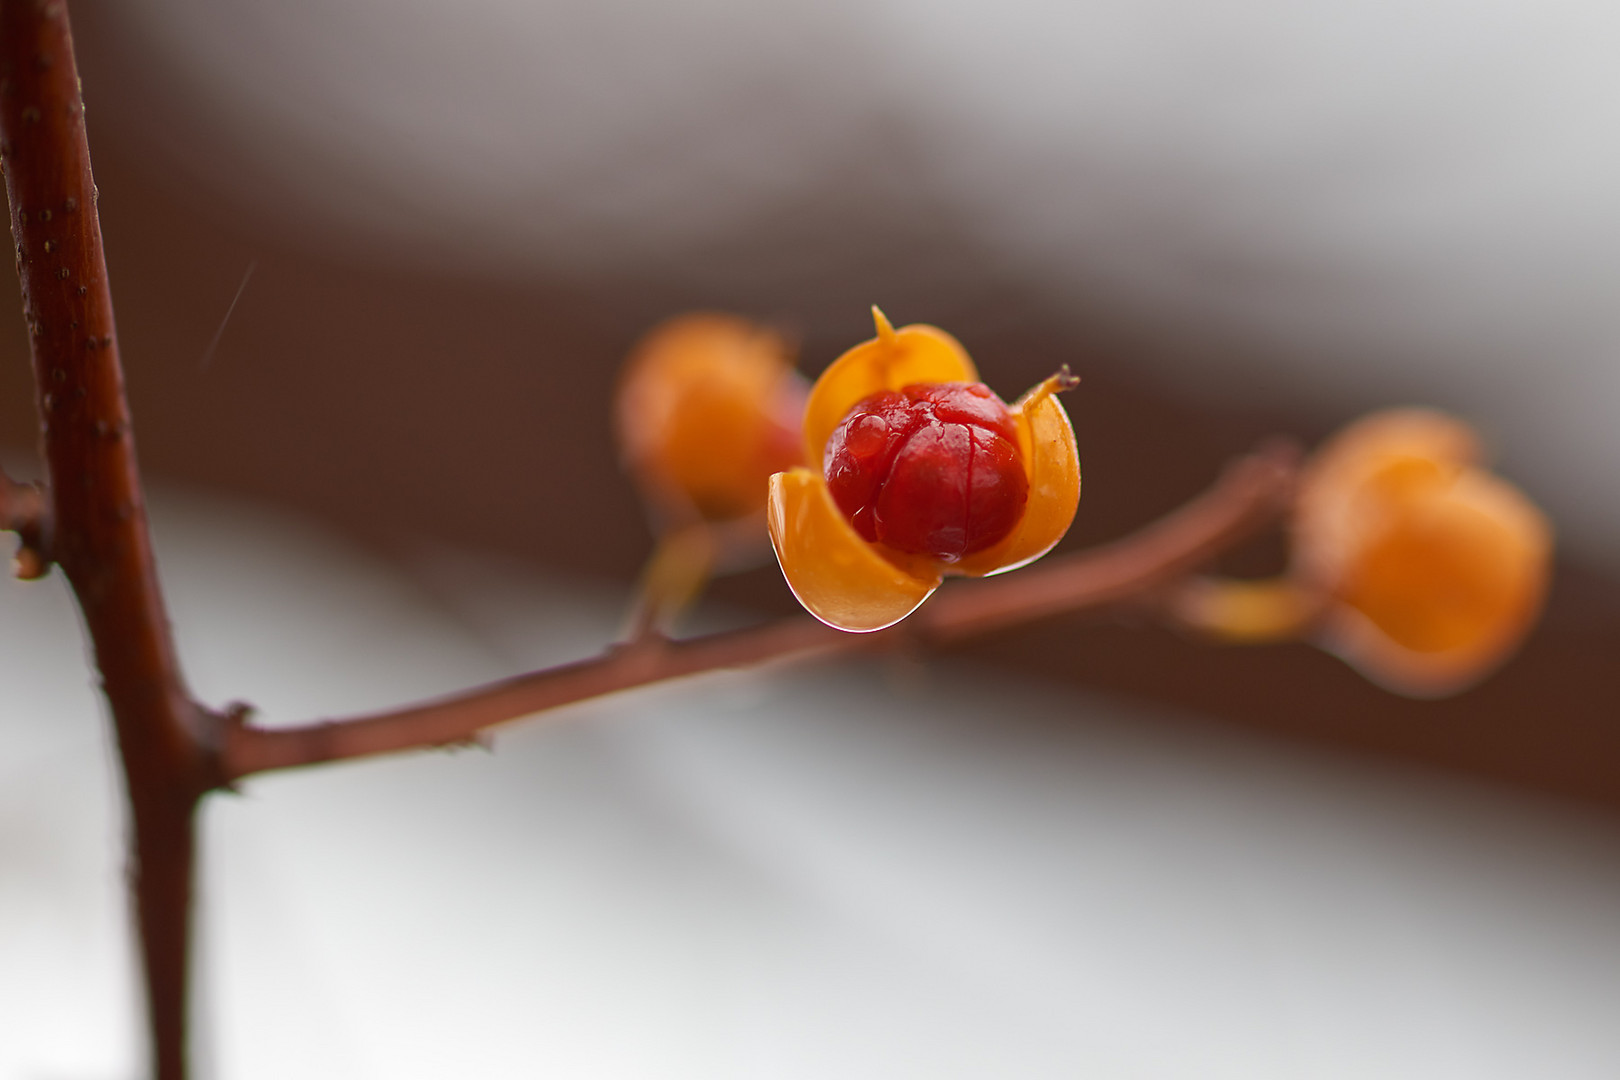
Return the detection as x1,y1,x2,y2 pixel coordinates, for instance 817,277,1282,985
824,382,1028,561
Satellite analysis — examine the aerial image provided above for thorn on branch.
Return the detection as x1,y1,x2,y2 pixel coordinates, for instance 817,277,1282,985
206,701,257,794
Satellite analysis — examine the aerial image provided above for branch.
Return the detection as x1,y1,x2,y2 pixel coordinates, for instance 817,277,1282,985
914,441,1298,641
1,0,205,770
2,5,206,1077
221,442,1297,781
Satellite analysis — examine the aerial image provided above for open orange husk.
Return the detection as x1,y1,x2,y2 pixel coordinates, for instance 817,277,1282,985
768,309,1080,632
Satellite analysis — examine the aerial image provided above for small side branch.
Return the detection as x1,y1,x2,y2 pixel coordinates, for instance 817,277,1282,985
222,442,1297,781
0,466,51,577
0,466,42,523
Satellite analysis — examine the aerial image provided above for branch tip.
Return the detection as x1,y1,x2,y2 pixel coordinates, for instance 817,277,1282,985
1020,366,1081,412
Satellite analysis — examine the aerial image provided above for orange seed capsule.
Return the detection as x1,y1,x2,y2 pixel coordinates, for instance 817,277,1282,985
616,313,806,523
1297,408,1552,696
768,308,1080,632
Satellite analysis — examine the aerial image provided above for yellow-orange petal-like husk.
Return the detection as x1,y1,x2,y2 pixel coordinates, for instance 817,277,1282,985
1293,408,1482,590
617,313,806,521
951,381,1081,576
800,310,978,469
1319,464,1552,697
767,467,942,632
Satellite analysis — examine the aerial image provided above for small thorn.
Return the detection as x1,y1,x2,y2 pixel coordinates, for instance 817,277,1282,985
871,305,898,347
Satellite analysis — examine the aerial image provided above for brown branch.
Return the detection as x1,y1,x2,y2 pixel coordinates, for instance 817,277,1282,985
1,5,207,1078
913,442,1299,641
221,442,1296,781
0,462,42,524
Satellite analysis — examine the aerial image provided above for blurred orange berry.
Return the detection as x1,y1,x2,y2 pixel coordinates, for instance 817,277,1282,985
1294,408,1553,696
616,313,807,524
768,308,1080,633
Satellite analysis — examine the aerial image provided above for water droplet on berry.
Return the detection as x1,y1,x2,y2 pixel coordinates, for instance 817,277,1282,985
844,413,889,457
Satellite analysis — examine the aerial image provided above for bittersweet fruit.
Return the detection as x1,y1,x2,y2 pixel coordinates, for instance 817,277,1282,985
825,382,1029,560
615,313,809,636
1298,408,1552,696
1175,408,1552,697
616,313,806,524
768,308,1080,633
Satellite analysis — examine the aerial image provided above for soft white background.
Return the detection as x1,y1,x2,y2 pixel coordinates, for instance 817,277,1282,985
4,492,1620,1077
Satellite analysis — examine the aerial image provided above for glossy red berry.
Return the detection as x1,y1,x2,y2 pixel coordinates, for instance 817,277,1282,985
824,382,1029,561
